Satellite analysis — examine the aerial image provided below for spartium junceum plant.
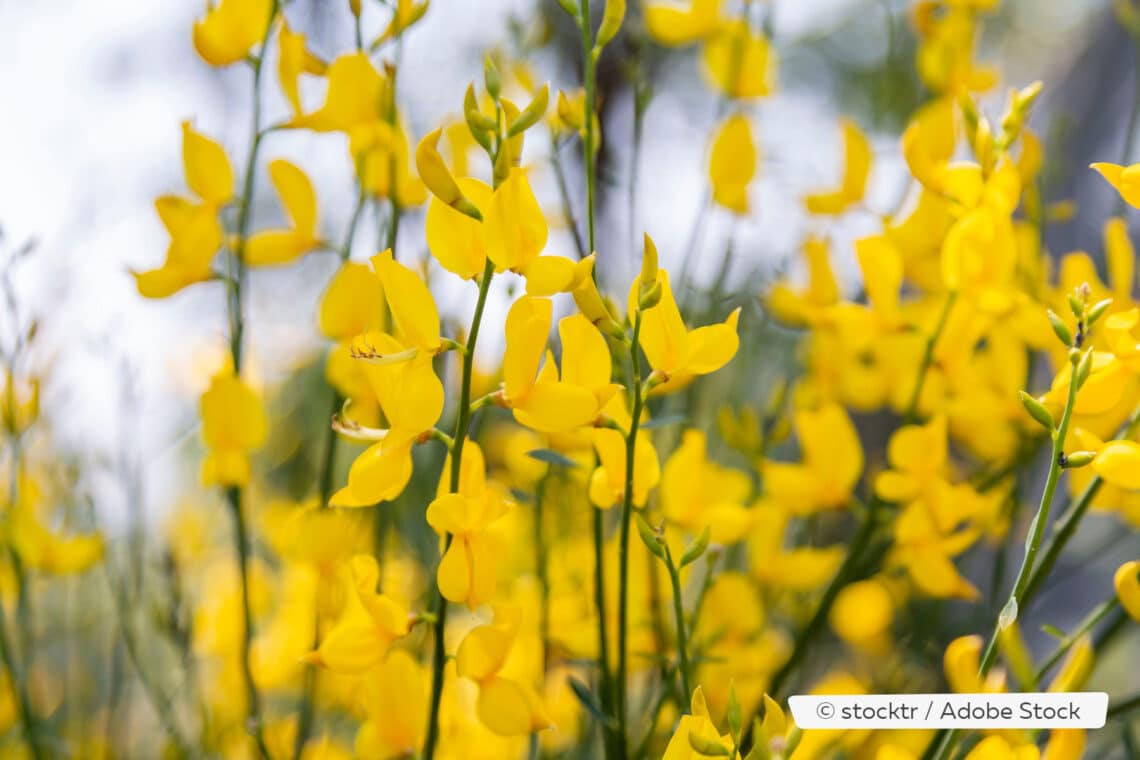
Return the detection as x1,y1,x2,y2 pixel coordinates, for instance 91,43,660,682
1,0,1140,758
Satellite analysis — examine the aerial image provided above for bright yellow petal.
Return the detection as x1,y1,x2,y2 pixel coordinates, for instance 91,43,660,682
1092,440,1140,490
523,255,578,296
1114,560,1140,621
319,262,385,340
371,249,441,353
425,177,492,280
483,168,548,273
182,122,234,205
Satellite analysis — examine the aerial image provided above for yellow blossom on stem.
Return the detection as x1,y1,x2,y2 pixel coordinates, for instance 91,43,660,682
804,119,872,215
1114,560,1140,621
245,159,321,266
302,555,411,673
709,113,757,214
200,368,267,487
762,403,863,516
192,0,274,67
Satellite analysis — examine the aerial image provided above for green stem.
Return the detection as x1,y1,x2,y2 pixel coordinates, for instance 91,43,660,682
592,506,614,751
535,474,550,672
1033,599,1120,687
977,356,1081,677
662,548,693,701
579,0,597,256
0,585,41,760
550,139,588,259
615,312,645,760
529,731,541,760
422,258,497,760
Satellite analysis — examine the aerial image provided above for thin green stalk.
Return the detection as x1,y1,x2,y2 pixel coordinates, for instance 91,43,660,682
529,731,541,760
592,506,614,749
1033,599,1120,687
1109,692,1140,721
1021,407,1140,604
579,0,597,255
550,139,588,259
662,547,693,701
535,474,550,671
977,356,1080,676
930,351,1084,760
615,311,645,760
422,258,497,760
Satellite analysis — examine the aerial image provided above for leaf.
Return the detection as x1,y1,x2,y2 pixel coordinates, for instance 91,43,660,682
567,676,613,727
727,681,743,740
688,732,732,756
527,448,579,469
1041,623,1066,640
680,526,711,567
635,514,666,560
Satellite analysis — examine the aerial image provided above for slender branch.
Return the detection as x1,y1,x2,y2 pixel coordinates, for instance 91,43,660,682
422,258,497,760
662,546,693,701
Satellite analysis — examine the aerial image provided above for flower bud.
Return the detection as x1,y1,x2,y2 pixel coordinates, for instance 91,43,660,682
635,515,665,560
596,0,626,50
483,55,501,101
679,526,711,567
637,233,659,308
1062,450,1097,468
1018,390,1055,431
1046,309,1072,347
1087,297,1113,325
415,129,483,221
688,732,731,757
1075,349,1093,388
507,84,550,138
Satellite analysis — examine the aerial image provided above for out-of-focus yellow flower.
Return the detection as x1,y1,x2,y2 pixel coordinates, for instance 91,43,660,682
709,112,756,214
830,578,895,654
661,686,735,759
902,97,957,196
455,604,552,736
1,371,38,436
765,237,840,327
1114,560,1140,621
200,368,267,487
875,415,948,503
134,122,233,298
352,121,427,206
702,21,777,99
245,159,321,266
749,502,845,591
762,403,862,516
1047,634,1093,693
374,0,430,45
960,736,1040,760
8,475,104,575
1042,730,1085,760
805,119,872,215
355,650,427,758
290,53,389,132
502,296,617,433
302,555,410,673
644,0,721,46
944,635,1005,694
277,21,326,117
192,0,273,66
631,266,741,393
661,430,752,543
892,499,981,600
589,407,661,509
1091,161,1140,208
914,4,997,94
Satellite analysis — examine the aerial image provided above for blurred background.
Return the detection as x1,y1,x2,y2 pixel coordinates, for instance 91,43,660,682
0,0,1137,699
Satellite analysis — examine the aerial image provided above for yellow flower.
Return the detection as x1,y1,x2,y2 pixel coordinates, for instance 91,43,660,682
351,121,427,206
644,0,721,47
1091,161,1140,208
133,122,233,297
749,501,845,590
277,21,326,117
830,578,895,655
943,635,1005,694
914,5,997,94
426,484,509,609
702,21,777,99
709,113,756,214
200,369,267,487
455,605,552,736
874,415,948,503
588,418,661,510
318,262,385,341
192,0,273,67
762,403,863,515
804,119,872,215
631,267,741,393
765,237,840,327
290,52,389,132
302,555,410,673
661,430,752,543
962,736,1040,760
245,159,321,266
661,686,735,760
892,499,981,600
502,296,617,433
1114,560,1140,621
8,476,104,575
374,0,430,45
355,650,427,758
901,97,957,195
